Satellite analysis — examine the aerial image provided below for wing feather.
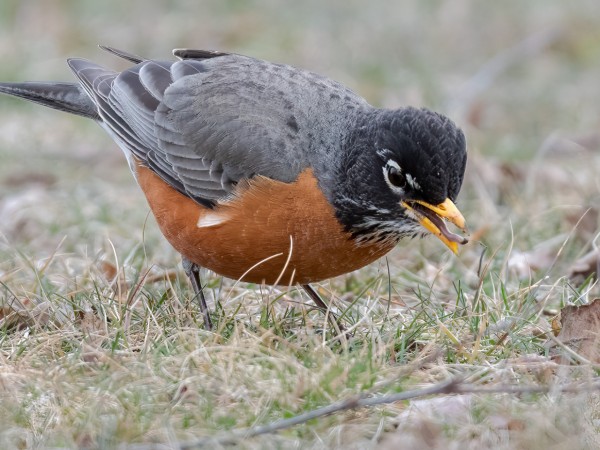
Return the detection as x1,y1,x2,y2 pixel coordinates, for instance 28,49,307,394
67,50,367,205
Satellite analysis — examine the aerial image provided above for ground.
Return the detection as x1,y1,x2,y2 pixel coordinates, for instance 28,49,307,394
0,1,599,449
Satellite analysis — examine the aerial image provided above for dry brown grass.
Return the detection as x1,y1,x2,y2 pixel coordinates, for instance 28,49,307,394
0,1,599,448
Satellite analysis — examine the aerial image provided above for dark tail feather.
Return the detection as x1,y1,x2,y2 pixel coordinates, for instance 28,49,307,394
0,81,99,120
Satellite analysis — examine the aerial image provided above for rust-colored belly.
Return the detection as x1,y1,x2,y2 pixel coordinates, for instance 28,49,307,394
135,165,395,285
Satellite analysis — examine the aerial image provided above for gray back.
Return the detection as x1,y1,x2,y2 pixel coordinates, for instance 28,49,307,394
68,53,370,205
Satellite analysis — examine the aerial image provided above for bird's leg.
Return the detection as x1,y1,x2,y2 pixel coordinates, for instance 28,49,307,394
300,284,345,334
182,257,213,330
301,283,330,310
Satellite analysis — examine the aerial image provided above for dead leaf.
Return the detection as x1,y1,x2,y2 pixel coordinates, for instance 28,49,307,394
568,250,600,284
98,260,118,281
0,298,51,331
379,395,472,449
503,355,557,383
488,414,526,431
499,161,526,184
98,260,129,303
551,316,561,337
1,171,57,188
565,206,599,241
547,299,600,364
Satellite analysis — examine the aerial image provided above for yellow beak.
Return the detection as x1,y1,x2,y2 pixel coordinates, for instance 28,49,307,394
401,198,469,254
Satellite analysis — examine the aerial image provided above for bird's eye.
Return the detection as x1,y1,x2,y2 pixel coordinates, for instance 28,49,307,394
386,165,407,189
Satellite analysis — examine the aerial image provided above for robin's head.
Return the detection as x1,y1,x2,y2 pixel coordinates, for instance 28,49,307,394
335,107,468,252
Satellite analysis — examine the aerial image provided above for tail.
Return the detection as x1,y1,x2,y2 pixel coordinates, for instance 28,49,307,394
0,81,99,120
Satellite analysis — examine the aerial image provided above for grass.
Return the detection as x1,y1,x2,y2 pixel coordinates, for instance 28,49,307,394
1,0,600,448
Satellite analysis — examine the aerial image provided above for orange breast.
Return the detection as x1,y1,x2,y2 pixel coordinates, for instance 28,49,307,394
135,164,395,285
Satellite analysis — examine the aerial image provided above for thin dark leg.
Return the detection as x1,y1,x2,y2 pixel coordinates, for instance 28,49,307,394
182,258,213,330
301,284,345,333
301,284,330,311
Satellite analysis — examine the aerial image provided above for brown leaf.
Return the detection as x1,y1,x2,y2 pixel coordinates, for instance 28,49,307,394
565,206,599,241
568,250,599,284
98,260,118,281
381,395,472,449
98,260,129,303
551,316,561,337
1,171,57,188
0,299,51,331
548,299,600,364
488,414,526,431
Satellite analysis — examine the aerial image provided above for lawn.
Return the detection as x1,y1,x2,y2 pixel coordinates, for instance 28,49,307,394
0,1,599,448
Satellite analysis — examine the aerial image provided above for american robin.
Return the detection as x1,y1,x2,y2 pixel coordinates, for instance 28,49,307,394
0,46,468,329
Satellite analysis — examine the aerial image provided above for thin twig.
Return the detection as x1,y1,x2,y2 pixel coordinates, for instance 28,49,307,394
179,378,457,449
172,377,600,449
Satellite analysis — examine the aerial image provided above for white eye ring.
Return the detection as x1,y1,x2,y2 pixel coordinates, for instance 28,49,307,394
386,160,401,172
383,160,407,192
383,160,422,192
